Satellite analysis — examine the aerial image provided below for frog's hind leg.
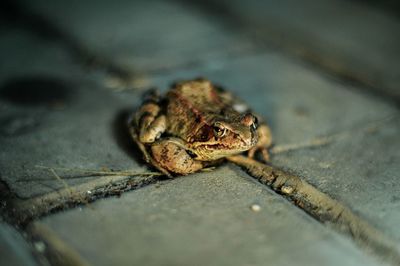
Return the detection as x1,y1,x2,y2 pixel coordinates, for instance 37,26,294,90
151,138,204,175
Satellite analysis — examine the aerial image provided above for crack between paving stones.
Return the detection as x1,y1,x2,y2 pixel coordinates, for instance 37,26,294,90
0,173,164,227
27,222,90,266
0,174,165,266
2,157,400,265
227,155,400,266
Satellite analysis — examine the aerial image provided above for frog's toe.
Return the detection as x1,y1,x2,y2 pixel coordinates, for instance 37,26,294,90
260,148,270,162
248,147,256,159
247,146,270,162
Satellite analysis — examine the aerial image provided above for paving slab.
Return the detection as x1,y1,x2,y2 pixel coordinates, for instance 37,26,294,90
144,52,400,244
21,0,254,72
195,0,400,100
0,221,38,266
0,29,143,198
37,166,384,266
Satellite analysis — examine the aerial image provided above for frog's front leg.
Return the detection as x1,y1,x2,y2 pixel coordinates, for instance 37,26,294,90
129,91,169,175
151,138,204,175
135,101,167,143
248,124,272,161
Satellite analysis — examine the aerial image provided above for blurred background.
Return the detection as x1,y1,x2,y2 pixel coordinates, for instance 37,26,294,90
0,1,399,266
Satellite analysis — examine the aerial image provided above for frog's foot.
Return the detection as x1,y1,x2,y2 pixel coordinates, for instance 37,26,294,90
151,138,204,175
248,145,270,162
248,124,272,162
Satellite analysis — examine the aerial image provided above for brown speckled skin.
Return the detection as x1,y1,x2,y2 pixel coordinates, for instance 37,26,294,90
129,79,272,176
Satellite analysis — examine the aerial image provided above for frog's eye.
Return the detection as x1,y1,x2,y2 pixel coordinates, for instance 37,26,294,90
252,116,258,130
195,126,213,142
213,124,227,138
241,113,258,130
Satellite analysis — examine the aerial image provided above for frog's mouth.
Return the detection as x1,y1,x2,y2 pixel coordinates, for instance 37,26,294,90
202,132,257,151
191,143,251,161
204,143,251,151
191,128,258,160
203,139,256,154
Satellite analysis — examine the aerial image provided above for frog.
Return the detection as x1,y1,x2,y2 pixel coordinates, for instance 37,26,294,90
128,78,272,177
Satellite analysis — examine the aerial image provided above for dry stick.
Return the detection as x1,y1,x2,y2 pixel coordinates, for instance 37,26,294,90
227,155,400,265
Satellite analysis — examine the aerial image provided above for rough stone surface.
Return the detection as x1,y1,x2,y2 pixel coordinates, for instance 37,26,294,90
0,222,38,266
38,166,384,266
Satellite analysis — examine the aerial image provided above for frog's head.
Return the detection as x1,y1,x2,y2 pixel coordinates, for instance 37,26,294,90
191,113,258,160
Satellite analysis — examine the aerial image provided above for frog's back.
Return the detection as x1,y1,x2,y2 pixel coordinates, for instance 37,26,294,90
166,79,226,140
